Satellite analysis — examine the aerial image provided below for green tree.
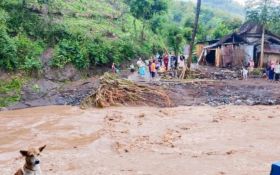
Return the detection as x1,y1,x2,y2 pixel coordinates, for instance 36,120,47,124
150,14,167,34
166,26,185,56
126,0,168,39
245,0,280,66
212,22,231,39
0,26,17,70
245,0,278,25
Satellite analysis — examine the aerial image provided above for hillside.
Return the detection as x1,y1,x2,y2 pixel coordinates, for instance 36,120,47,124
170,0,244,41
24,0,136,38
202,0,245,18
179,0,245,19
0,0,246,73
0,0,248,107
0,0,160,72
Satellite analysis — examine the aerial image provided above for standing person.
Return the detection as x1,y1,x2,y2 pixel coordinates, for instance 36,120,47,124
158,54,163,66
112,62,116,73
266,62,271,80
170,55,175,69
130,64,135,73
156,53,160,59
178,55,185,68
163,53,169,71
269,61,275,81
249,59,254,76
137,58,142,67
274,61,280,82
137,58,145,77
174,55,178,70
156,59,160,71
148,60,152,77
151,60,157,79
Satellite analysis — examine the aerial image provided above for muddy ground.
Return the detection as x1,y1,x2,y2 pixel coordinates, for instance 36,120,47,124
8,77,280,110
1,105,280,175
166,79,280,106
1,65,278,110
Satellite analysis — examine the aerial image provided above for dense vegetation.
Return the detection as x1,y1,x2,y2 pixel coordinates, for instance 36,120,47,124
0,77,24,107
0,0,279,74
245,0,280,35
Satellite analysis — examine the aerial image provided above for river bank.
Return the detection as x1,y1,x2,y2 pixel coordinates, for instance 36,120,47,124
4,77,280,110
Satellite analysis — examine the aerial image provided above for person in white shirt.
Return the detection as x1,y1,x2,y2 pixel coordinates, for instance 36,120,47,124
274,61,280,81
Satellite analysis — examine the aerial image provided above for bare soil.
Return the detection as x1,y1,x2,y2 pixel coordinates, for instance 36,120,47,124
8,76,280,110
1,105,280,175
165,79,280,106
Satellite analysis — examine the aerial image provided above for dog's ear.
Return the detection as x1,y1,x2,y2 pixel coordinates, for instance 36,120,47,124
39,145,46,152
20,150,28,157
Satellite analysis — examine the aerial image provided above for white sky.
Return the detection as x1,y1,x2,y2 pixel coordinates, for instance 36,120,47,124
180,0,245,6
235,0,245,5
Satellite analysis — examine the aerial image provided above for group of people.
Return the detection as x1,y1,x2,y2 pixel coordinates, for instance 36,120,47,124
159,53,186,71
134,53,186,79
135,58,158,79
242,59,280,82
266,60,280,82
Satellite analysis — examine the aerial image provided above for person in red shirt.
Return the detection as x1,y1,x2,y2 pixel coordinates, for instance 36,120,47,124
163,53,169,71
112,62,116,73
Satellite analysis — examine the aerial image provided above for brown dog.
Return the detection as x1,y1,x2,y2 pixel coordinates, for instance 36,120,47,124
14,145,46,175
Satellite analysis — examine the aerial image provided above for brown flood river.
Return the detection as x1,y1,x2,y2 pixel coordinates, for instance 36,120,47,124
0,105,280,175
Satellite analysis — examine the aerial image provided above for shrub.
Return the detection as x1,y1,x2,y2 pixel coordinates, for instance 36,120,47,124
250,68,263,76
0,77,23,107
112,39,135,63
88,38,136,65
21,57,42,73
53,36,160,70
136,40,153,58
0,26,17,70
52,39,89,69
87,38,111,65
15,34,43,72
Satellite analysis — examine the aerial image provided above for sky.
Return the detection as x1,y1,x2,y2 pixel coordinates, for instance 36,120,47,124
235,0,245,5
180,0,245,6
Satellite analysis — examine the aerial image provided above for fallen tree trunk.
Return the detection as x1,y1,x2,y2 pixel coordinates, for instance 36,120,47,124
80,73,171,108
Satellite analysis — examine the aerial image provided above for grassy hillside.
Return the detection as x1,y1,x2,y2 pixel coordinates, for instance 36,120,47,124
0,0,245,74
0,0,161,72
179,0,245,19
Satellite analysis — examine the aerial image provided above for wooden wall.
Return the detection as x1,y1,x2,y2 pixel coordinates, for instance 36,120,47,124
196,44,204,58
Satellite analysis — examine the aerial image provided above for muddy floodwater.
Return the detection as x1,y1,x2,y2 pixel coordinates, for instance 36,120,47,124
1,105,280,175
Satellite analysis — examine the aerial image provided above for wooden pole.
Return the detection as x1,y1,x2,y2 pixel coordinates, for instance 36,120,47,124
260,25,265,68
180,0,201,80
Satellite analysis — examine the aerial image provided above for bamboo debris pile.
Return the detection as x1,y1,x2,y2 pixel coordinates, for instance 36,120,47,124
178,68,209,79
80,73,171,108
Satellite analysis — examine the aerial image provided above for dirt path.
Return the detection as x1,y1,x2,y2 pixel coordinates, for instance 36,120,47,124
1,105,280,175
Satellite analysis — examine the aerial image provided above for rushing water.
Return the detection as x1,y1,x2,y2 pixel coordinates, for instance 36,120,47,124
0,105,279,174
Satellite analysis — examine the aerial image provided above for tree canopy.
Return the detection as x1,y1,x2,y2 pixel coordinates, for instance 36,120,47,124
245,0,280,34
